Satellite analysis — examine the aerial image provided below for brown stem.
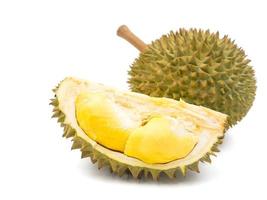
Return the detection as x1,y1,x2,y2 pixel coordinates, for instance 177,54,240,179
117,25,148,52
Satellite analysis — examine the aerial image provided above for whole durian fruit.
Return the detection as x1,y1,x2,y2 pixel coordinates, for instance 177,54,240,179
117,25,256,126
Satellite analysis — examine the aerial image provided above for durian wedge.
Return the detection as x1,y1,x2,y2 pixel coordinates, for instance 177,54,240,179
51,77,228,180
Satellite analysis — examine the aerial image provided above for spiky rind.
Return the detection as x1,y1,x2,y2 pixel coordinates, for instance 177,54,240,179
50,86,226,180
128,28,256,126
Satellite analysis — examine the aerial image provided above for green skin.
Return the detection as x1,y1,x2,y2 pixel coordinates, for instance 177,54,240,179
128,28,256,126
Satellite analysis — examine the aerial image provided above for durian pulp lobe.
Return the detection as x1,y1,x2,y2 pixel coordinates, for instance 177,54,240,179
75,93,137,151
75,90,227,164
124,116,197,164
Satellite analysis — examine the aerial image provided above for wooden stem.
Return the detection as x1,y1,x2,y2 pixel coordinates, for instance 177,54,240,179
117,25,148,52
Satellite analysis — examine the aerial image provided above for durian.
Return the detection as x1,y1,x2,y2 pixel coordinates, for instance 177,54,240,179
51,77,228,179
117,25,256,126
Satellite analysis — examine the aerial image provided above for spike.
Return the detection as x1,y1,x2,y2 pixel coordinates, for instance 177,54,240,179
180,166,187,176
71,137,82,150
164,168,176,179
209,151,217,157
216,139,223,145
92,149,101,161
211,145,220,152
150,169,160,181
109,160,118,172
188,162,200,173
49,99,58,106
128,167,142,179
81,144,92,152
62,126,69,137
117,165,127,177
97,158,107,169
52,87,58,93
51,110,61,118
57,113,65,123
143,169,149,179
65,127,76,138
81,151,91,159
90,156,97,164
201,154,212,163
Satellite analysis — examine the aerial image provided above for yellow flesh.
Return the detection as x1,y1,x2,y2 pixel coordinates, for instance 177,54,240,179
75,91,225,164
75,93,135,151
124,116,197,164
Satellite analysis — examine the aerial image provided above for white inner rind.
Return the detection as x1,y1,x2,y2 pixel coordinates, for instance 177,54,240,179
56,77,227,170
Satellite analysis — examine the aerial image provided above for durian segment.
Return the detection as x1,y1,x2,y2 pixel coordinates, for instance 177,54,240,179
74,82,226,164
54,77,228,176
129,28,256,126
124,116,198,164
75,92,138,151
75,92,199,163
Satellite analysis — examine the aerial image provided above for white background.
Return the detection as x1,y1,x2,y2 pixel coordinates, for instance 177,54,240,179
0,0,266,199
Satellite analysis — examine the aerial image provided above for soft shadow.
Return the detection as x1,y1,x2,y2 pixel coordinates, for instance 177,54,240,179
78,158,219,185
219,129,233,150
77,131,233,184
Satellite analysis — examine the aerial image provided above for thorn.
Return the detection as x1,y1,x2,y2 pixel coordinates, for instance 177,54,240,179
128,167,141,179
188,162,200,173
90,157,97,164
109,160,117,172
49,99,58,106
202,154,212,163
97,159,106,169
81,151,91,159
66,128,76,138
57,115,65,123
51,110,61,118
117,165,127,177
71,138,82,150
143,169,149,179
180,166,187,176
211,145,220,152
164,168,176,179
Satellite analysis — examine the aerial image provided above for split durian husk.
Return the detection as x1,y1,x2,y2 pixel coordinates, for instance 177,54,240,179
51,77,228,180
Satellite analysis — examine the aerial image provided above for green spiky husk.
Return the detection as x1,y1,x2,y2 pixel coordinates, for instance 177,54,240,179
50,83,226,180
128,28,256,126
